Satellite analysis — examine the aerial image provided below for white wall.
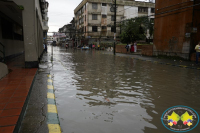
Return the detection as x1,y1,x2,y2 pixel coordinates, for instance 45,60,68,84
124,6,138,19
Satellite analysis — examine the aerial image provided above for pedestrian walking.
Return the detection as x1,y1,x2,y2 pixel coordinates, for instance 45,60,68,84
45,43,47,53
129,43,131,52
134,41,137,53
195,41,200,64
43,43,45,53
130,43,134,53
125,43,129,54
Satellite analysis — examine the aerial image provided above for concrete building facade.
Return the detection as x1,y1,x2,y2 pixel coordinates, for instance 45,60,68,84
13,0,49,67
74,0,155,45
153,0,200,60
0,0,24,62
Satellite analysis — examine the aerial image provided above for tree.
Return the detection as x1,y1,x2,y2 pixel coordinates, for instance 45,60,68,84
120,17,154,44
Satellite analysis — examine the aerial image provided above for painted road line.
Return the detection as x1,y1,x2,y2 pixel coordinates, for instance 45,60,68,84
47,74,61,133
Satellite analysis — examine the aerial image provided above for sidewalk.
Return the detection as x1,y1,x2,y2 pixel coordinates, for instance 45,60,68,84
0,54,37,133
104,52,200,70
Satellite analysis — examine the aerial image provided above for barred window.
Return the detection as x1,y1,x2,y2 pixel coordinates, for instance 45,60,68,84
92,3,98,9
102,14,107,18
138,7,148,13
92,14,98,20
92,26,98,32
151,8,155,13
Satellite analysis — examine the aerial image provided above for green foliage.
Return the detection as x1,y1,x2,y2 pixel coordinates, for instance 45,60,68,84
120,17,154,44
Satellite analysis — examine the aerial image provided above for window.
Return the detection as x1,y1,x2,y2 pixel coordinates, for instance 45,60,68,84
92,26,98,32
150,18,154,23
111,15,114,21
92,14,98,20
85,15,86,21
138,7,148,13
102,26,107,30
102,3,107,6
92,3,98,9
102,14,107,18
151,8,155,13
85,26,86,32
111,26,115,32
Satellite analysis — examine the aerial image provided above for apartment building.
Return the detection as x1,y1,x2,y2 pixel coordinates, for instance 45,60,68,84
74,0,155,45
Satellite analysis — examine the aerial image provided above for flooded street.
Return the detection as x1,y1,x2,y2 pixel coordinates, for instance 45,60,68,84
50,47,200,133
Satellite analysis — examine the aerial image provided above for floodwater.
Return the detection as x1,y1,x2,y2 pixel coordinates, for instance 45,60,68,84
50,47,200,133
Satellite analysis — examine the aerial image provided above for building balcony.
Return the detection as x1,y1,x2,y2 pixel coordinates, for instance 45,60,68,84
43,25,49,31
44,8,48,12
43,21,49,31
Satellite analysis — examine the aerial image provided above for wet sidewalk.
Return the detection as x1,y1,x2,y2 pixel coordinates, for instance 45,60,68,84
0,54,37,133
103,52,200,70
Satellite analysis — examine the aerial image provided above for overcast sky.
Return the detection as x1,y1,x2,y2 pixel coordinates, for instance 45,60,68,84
47,0,150,34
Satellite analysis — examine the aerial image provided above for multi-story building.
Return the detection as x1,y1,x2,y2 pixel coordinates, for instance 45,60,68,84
153,0,200,60
13,0,49,67
74,0,155,45
43,1,49,44
0,0,24,63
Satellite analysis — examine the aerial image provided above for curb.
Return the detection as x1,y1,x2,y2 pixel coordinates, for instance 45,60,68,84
47,74,61,133
103,53,200,70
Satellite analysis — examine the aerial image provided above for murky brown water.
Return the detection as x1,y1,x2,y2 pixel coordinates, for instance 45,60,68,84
50,47,200,133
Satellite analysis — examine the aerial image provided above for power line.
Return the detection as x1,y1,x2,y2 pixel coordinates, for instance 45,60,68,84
110,2,200,25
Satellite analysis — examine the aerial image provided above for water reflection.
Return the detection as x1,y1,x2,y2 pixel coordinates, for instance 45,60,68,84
51,47,200,133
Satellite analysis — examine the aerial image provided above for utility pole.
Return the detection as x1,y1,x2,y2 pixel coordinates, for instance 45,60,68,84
113,0,116,55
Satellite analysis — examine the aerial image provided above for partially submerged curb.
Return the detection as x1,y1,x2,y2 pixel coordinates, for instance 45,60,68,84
47,75,61,133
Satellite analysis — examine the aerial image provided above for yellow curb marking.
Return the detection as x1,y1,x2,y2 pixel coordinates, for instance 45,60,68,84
48,104,58,113
48,79,53,82
47,93,55,99
48,124,61,133
47,75,52,78
48,85,54,90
